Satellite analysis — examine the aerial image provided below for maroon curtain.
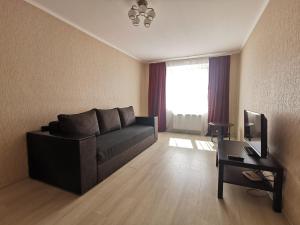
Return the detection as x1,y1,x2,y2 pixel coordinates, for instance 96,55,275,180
148,62,166,132
208,56,230,124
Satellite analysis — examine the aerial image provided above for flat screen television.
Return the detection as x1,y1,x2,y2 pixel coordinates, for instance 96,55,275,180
244,110,268,158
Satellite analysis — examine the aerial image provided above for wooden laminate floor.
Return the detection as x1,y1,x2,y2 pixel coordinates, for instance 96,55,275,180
0,133,290,225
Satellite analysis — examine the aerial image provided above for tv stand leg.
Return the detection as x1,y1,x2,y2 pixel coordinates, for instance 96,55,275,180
273,170,283,212
218,164,224,199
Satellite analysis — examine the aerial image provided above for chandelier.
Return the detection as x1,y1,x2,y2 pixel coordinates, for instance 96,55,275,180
128,0,156,28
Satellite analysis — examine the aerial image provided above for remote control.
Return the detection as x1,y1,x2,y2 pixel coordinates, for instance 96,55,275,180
227,155,244,161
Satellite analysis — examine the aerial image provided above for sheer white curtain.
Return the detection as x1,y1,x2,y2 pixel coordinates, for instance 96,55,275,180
166,58,209,135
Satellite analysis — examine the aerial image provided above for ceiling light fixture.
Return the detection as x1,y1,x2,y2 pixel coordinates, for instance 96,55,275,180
128,0,156,28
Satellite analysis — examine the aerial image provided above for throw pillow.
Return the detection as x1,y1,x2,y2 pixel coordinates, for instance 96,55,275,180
58,110,100,136
118,106,136,127
95,108,121,134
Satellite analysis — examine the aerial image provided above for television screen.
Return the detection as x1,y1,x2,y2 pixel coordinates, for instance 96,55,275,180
244,110,267,158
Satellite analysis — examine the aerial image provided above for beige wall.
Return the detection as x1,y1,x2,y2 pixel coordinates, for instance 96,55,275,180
229,53,241,138
0,0,147,188
238,0,300,224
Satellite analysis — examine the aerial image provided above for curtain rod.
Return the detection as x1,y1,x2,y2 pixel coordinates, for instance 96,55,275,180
147,49,241,64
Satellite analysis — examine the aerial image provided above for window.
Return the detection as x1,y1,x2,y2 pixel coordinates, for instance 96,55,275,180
166,59,209,115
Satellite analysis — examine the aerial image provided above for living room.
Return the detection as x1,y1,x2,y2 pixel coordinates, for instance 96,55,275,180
0,0,299,225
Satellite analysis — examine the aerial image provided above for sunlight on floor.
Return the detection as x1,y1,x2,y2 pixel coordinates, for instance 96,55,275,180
168,137,215,151
169,138,193,149
195,140,214,151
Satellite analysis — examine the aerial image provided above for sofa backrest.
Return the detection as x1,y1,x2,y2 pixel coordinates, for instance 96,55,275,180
45,106,136,136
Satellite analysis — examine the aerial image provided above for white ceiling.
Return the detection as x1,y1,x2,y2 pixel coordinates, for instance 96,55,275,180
25,0,269,62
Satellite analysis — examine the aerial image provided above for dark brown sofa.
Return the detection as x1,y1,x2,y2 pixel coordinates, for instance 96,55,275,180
27,107,158,194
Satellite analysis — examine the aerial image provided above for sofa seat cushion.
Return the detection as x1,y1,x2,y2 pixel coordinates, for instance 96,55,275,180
96,125,154,163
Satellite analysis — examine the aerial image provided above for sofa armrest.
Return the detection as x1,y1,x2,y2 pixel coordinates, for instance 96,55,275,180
136,116,158,139
27,131,97,194
135,116,156,126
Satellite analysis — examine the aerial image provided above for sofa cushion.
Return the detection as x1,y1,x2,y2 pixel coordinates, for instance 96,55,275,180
118,106,136,127
96,125,154,163
48,121,60,134
58,110,100,136
95,108,121,134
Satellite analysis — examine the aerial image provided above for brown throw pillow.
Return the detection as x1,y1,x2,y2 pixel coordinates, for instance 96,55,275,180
58,110,100,136
118,106,136,127
95,108,121,134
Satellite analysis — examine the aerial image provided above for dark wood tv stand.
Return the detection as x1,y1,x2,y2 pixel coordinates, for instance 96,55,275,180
217,140,283,212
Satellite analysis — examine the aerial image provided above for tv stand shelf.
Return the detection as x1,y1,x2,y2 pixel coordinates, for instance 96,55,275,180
217,140,283,212
223,166,273,192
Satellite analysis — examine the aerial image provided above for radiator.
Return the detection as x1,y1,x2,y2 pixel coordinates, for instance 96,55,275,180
172,114,204,132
